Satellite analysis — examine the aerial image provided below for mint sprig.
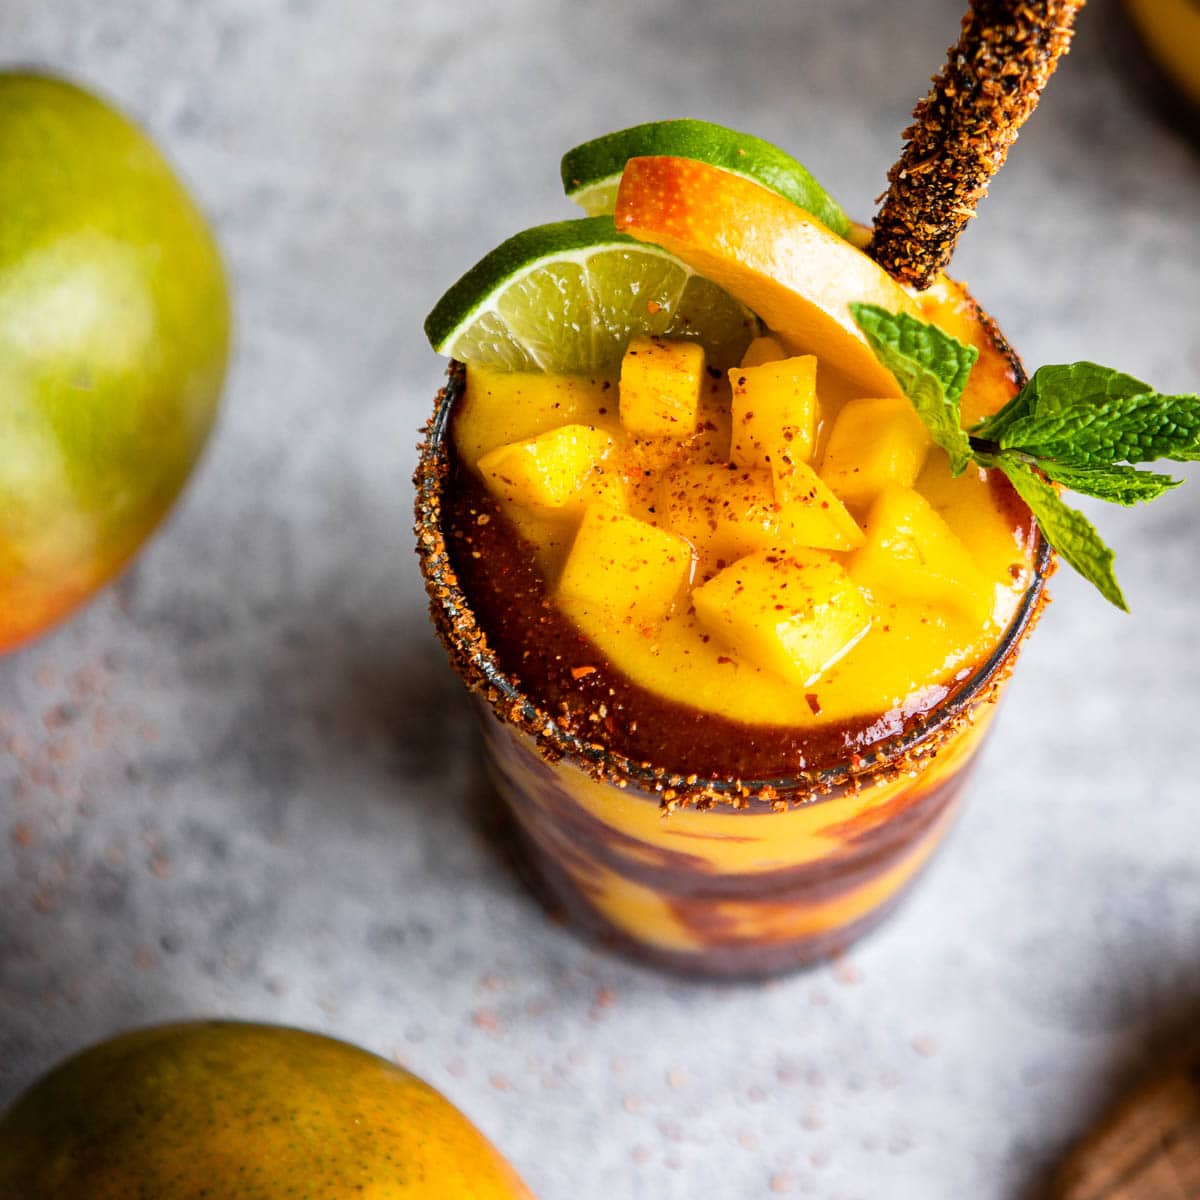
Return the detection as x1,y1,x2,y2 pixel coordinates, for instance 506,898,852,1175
852,306,1200,610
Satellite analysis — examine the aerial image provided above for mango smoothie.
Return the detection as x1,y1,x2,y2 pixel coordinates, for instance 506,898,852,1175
417,222,1049,974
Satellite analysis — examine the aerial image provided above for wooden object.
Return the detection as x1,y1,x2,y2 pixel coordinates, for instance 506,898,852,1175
1054,1053,1200,1199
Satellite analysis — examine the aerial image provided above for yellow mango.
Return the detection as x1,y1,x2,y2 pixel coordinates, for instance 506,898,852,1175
656,464,779,569
773,460,865,551
728,355,818,473
739,335,788,368
819,396,932,507
0,1021,533,1199
459,364,616,464
619,335,705,438
916,458,1034,595
693,550,872,687
559,503,695,622
849,484,994,624
658,460,863,568
477,423,624,514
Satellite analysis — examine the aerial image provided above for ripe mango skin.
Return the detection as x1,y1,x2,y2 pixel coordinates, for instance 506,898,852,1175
0,1022,534,1199
0,73,230,652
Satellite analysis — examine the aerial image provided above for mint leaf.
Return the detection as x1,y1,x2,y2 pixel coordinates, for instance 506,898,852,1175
976,363,1200,465
996,457,1127,611
851,303,976,475
1000,391,1200,465
1036,461,1182,507
972,362,1144,442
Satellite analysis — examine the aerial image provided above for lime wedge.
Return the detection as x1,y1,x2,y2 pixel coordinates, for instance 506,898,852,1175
424,216,760,374
561,119,850,238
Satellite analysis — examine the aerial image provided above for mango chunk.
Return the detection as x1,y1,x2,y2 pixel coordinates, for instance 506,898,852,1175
849,484,994,624
739,335,788,368
619,335,705,438
819,396,932,507
657,461,863,567
693,551,872,687
459,365,614,465
476,424,624,514
773,460,865,551
657,463,778,567
558,503,695,622
728,354,819,472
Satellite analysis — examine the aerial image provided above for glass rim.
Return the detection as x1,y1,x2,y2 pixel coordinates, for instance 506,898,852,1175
415,359,1052,808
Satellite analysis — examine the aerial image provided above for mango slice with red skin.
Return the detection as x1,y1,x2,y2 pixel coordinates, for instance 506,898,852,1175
614,156,918,398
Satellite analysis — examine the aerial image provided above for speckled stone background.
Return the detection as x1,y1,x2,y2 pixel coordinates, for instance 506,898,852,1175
2,1,1198,1196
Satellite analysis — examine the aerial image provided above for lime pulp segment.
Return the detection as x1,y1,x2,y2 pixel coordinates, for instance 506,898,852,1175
424,216,760,375
560,119,850,238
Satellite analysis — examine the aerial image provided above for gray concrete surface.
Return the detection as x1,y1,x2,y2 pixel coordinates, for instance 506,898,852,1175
2,1,1198,1196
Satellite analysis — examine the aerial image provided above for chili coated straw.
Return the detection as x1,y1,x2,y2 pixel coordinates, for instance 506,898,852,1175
871,0,1086,290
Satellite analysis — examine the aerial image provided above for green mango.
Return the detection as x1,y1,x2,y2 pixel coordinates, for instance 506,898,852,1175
0,1021,535,1198
0,72,230,650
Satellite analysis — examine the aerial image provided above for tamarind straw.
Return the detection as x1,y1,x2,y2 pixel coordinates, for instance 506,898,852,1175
871,0,1086,290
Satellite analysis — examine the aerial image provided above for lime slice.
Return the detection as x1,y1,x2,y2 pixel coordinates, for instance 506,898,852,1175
424,216,760,374
561,119,850,238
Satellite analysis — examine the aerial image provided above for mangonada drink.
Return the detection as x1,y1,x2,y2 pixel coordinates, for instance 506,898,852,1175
416,268,1049,977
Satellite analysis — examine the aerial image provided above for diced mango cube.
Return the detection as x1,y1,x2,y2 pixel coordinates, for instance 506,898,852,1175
656,464,779,567
849,485,994,624
458,365,614,464
619,335,705,438
728,355,818,471
693,551,872,687
773,460,865,552
657,460,863,566
558,503,695,623
739,335,788,368
476,424,624,514
819,396,932,506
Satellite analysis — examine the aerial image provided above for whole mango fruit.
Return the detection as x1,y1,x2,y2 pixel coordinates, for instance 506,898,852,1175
0,73,230,652
0,1021,534,1198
